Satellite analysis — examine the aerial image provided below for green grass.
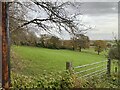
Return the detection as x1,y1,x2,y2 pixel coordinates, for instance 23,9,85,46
11,45,107,77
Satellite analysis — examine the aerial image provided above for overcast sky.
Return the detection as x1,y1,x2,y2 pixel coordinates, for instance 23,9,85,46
50,2,118,40
77,2,118,40
55,2,118,40
27,2,118,40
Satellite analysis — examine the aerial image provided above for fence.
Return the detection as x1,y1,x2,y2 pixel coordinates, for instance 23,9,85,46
66,58,111,79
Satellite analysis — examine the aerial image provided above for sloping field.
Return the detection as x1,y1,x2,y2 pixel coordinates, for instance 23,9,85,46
11,45,107,77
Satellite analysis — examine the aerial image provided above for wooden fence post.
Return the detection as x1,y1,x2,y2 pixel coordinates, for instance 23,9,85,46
118,60,120,87
0,2,2,88
115,67,117,73
66,62,72,71
107,58,111,77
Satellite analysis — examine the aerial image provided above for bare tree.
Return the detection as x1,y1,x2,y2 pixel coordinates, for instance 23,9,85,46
9,1,91,36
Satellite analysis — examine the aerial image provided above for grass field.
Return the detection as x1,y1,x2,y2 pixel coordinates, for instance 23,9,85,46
11,45,108,77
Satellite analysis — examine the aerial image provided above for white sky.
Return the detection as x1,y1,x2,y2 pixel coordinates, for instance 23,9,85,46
26,2,118,40
60,2,118,40
80,2,118,40
83,13,118,40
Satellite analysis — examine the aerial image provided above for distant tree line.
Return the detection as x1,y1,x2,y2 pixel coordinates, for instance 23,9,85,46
10,21,112,56
11,33,90,51
12,29,116,55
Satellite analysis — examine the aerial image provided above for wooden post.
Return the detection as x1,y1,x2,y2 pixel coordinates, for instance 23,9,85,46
2,2,10,89
118,60,120,87
115,67,117,73
0,1,2,88
118,1,120,88
107,58,111,77
66,62,72,71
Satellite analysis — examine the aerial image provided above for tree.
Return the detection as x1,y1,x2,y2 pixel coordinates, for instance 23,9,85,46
9,1,91,39
9,3,34,46
39,34,50,47
39,34,60,49
71,34,90,52
10,15,38,46
48,36,60,49
108,40,120,60
109,47,119,60
107,43,112,48
26,31,38,46
94,40,107,55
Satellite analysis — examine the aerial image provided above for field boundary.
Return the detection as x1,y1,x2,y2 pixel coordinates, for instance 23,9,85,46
66,58,111,78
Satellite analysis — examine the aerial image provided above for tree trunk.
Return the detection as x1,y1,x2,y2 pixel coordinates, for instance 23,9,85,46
98,51,100,55
79,46,81,52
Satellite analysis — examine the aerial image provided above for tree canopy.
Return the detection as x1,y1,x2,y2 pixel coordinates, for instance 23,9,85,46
71,34,90,51
94,40,107,55
108,40,120,60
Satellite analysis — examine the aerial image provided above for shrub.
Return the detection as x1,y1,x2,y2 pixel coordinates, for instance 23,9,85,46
11,71,74,89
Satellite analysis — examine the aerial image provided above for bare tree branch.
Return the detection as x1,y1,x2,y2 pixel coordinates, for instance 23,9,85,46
10,1,92,37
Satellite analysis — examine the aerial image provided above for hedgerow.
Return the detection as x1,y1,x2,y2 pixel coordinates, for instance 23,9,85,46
11,71,119,89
